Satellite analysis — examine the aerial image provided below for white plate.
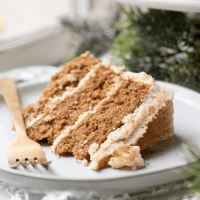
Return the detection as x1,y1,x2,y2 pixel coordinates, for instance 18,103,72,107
0,81,200,193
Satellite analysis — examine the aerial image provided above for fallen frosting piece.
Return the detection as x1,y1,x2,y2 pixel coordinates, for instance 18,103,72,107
89,145,144,171
108,146,144,170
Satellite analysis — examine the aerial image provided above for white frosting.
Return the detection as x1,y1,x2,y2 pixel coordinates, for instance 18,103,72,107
26,113,45,128
25,59,174,171
26,62,104,128
81,51,90,57
66,74,77,82
126,87,174,146
108,145,144,170
43,115,52,122
49,63,172,171
122,71,155,85
26,63,153,129
89,85,174,170
110,65,123,74
48,63,102,107
75,158,89,166
51,78,122,153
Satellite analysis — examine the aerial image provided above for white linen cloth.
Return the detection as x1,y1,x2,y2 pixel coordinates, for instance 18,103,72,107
0,179,197,200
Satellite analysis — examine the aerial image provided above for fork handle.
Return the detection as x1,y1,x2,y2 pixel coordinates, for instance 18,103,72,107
0,78,27,138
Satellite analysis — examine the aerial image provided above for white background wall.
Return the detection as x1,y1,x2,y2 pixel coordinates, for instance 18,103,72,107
0,0,90,40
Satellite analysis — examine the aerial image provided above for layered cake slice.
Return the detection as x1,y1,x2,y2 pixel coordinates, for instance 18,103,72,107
22,52,174,171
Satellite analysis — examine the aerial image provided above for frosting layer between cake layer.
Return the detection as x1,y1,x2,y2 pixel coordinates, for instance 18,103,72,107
25,62,123,144
22,52,174,171
23,52,101,128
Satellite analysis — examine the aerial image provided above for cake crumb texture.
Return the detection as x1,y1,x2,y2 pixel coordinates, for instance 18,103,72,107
25,64,121,144
21,52,174,171
54,79,151,159
23,51,101,124
137,100,174,151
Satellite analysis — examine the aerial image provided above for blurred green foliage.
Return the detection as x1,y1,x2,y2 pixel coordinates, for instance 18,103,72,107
174,144,200,195
61,19,115,63
111,7,200,92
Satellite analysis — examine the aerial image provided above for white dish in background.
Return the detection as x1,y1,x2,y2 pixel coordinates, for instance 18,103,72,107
114,0,200,13
0,81,199,194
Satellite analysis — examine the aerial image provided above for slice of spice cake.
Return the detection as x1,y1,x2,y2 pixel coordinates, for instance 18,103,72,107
23,51,102,144
22,52,174,171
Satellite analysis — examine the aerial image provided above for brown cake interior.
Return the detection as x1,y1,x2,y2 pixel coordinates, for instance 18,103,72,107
20,52,174,171
55,79,151,160
26,64,121,144
23,52,101,123
137,100,174,152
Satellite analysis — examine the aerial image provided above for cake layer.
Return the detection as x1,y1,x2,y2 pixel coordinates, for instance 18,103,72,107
23,51,101,124
53,79,152,159
51,77,123,154
25,63,122,144
89,86,174,170
137,100,174,152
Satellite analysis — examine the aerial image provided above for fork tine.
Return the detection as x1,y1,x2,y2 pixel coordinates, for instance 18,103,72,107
19,159,28,167
28,158,37,166
37,158,51,166
8,160,20,168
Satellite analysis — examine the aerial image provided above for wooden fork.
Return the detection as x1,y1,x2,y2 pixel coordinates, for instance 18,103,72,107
0,78,51,168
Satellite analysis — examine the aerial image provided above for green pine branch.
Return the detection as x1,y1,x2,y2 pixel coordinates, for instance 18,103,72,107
174,143,200,195
111,7,200,92
60,18,116,62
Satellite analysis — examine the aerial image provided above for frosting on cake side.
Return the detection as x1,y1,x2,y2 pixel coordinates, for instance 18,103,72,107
21,52,174,171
